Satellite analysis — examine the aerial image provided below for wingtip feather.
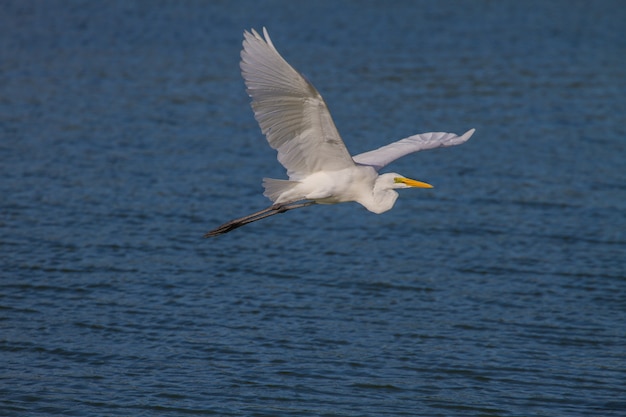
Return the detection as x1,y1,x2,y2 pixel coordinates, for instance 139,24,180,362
463,128,476,141
262,27,275,49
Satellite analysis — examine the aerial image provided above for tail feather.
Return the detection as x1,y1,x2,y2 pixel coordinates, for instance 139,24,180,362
262,178,300,202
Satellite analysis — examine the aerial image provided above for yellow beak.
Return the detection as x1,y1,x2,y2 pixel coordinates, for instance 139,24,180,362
394,177,433,188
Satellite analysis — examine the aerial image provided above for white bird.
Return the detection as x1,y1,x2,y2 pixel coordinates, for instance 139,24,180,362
205,28,474,237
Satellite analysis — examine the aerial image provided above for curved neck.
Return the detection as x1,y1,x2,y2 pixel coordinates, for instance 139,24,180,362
358,180,399,214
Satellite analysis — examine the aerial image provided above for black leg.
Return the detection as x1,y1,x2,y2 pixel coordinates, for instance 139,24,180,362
204,201,315,237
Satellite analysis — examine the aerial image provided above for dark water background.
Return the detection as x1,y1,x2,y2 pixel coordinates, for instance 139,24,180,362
2,1,625,416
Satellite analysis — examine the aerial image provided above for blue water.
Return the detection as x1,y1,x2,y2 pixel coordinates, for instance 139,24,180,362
2,1,625,416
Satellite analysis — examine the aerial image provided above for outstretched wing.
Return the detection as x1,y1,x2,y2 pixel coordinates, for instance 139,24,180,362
241,28,355,180
352,129,475,171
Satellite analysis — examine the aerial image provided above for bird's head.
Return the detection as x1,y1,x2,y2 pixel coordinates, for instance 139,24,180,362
365,173,433,214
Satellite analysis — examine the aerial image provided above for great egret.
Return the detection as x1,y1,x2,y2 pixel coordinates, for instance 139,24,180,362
205,28,474,237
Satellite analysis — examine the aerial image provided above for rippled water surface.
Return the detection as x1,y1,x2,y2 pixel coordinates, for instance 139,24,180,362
2,1,625,416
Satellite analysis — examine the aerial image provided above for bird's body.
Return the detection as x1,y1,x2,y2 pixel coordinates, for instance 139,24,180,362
205,28,474,237
265,168,417,214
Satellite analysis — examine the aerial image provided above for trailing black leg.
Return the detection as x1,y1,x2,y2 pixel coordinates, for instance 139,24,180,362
204,201,315,237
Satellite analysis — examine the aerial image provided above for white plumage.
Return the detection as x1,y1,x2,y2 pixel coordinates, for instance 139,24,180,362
205,28,474,237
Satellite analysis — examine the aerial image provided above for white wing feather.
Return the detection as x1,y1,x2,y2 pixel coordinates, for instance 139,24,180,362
353,129,475,171
241,28,354,180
